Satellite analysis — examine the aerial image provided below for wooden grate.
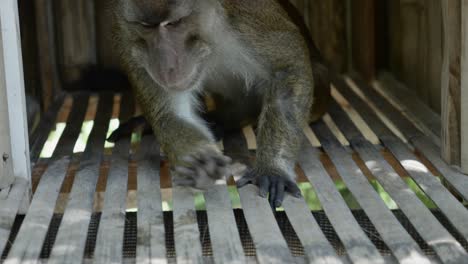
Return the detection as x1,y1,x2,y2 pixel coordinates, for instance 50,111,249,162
1,77,468,264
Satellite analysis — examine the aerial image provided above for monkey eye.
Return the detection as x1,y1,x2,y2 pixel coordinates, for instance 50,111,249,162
137,21,157,28
165,18,183,27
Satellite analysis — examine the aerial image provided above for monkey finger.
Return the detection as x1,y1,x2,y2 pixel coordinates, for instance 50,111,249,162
274,181,286,208
286,181,302,198
258,176,270,198
269,181,277,209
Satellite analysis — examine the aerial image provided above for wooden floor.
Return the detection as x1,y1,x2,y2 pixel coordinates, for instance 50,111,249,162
1,75,468,264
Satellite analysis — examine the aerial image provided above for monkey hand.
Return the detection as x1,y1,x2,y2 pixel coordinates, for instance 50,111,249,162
237,168,302,208
172,146,232,190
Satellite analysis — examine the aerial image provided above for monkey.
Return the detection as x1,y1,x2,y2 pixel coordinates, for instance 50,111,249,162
110,0,330,208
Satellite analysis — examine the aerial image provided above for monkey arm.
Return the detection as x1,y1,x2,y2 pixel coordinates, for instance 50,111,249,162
237,69,313,208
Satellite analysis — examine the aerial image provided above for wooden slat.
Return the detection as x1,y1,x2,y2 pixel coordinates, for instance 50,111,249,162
29,95,65,164
375,72,441,146
223,131,295,264
441,0,462,167
48,94,114,264
328,100,466,262
172,185,204,264
282,196,342,264
0,178,28,254
241,127,342,263
135,136,167,264
311,120,434,263
204,177,246,263
461,0,468,174
298,137,384,264
347,76,468,201
334,78,468,245
4,95,88,263
94,95,135,264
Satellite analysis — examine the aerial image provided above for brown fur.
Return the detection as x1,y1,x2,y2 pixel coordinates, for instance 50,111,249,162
110,0,330,206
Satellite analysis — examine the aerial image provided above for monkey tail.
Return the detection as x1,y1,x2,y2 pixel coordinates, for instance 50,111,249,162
309,60,331,123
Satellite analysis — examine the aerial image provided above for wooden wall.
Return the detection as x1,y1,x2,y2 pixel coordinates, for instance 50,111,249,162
386,0,444,113
288,0,348,72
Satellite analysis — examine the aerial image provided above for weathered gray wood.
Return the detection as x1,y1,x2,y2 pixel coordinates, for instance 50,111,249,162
282,196,343,264
311,120,439,264
223,131,295,264
348,76,468,201
461,0,468,174
375,72,441,146
0,16,15,189
0,0,32,188
94,94,135,264
0,178,28,254
242,126,342,263
334,77,468,246
135,136,167,264
3,95,89,264
328,100,466,262
172,185,204,264
388,138,468,241
441,0,462,167
48,94,114,264
204,177,246,263
297,137,384,264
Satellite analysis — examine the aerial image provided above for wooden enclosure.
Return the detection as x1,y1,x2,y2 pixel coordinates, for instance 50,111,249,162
1,0,468,263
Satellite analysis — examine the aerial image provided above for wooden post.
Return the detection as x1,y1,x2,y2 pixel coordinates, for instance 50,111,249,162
351,0,376,80
0,0,32,191
34,0,61,111
441,0,462,169
462,0,468,174
0,17,14,190
55,0,97,83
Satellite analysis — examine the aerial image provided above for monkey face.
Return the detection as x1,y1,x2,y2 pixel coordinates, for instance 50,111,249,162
120,0,214,92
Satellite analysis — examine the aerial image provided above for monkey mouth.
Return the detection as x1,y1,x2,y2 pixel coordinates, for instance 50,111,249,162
164,66,201,92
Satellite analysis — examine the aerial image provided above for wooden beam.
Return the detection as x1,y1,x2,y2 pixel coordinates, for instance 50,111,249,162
0,0,32,191
351,0,376,80
462,0,468,174
441,0,462,168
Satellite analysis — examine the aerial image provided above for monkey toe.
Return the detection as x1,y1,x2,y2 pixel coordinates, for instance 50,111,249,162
237,169,302,208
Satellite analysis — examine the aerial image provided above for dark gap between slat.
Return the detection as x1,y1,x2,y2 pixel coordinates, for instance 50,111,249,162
4,209,468,260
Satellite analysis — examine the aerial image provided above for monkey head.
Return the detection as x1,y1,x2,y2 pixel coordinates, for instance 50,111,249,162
119,0,219,92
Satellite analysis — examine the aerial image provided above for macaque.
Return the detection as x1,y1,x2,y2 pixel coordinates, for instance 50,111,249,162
110,0,330,207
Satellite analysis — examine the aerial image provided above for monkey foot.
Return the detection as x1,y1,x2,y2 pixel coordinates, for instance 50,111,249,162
173,147,232,190
237,168,302,208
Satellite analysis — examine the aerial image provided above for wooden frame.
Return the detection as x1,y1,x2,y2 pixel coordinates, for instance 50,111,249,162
462,0,468,174
0,1,32,190
441,0,467,173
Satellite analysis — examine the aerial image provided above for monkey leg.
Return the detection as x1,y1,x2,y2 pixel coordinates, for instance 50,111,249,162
237,70,310,208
